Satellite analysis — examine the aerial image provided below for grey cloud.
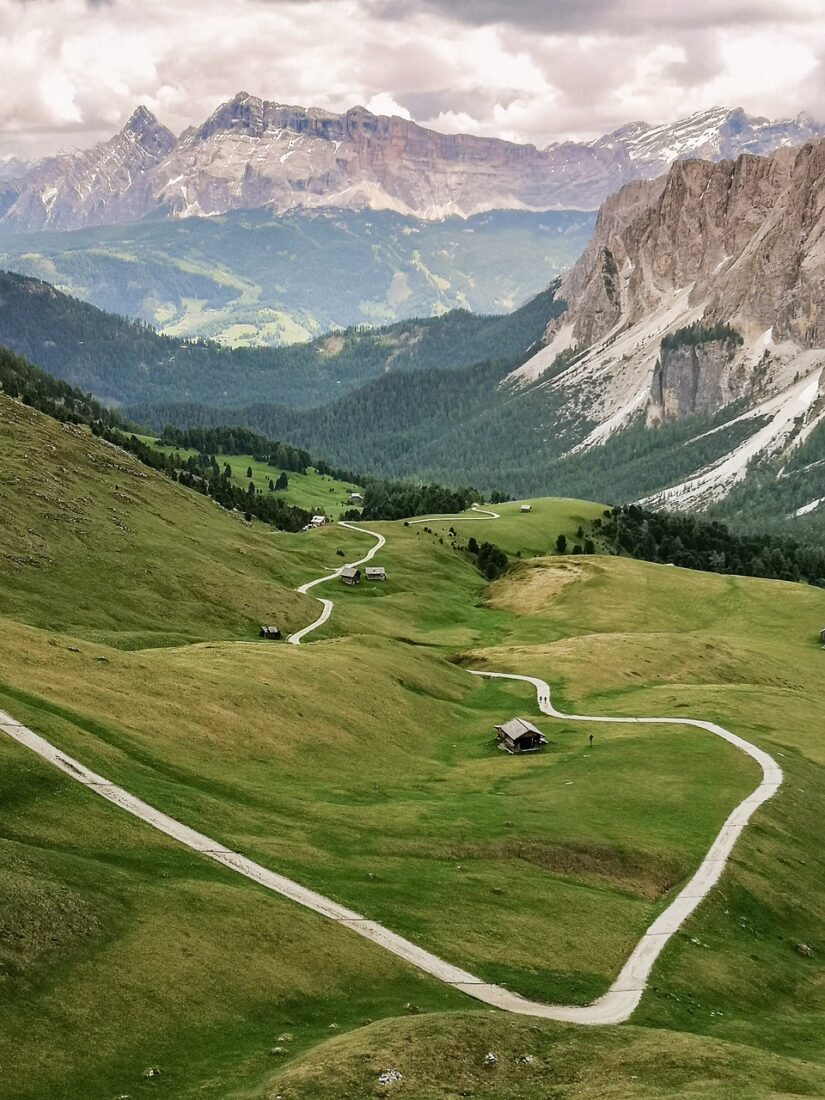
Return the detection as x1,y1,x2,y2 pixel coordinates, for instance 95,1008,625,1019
373,0,816,35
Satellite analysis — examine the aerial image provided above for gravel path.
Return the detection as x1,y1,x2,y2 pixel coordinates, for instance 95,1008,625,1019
0,512,783,1024
287,521,385,644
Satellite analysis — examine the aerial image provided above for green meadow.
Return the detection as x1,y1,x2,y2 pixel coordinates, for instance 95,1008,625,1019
1,395,824,1099
144,435,363,519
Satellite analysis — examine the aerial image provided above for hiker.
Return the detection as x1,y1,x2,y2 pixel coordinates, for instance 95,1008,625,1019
588,734,593,749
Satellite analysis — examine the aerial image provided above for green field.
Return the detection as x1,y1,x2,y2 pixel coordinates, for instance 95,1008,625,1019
1,395,824,1099
144,436,363,519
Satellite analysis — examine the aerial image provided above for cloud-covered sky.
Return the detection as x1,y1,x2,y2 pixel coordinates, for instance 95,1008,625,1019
2,0,825,159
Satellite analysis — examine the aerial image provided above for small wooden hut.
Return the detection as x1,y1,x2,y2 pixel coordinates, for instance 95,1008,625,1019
494,717,547,754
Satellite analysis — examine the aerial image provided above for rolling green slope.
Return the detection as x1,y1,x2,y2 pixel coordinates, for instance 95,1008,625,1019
0,207,593,345
0,392,319,646
1,398,824,1099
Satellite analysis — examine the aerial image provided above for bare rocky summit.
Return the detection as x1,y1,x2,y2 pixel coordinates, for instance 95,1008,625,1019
511,141,825,507
1,95,822,232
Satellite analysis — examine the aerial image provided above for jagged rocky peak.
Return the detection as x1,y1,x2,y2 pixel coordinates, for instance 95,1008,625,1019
592,104,825,176
121,105,177,155
3,96,825,232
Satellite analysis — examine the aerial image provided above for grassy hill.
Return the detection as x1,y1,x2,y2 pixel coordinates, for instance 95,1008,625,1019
0,270,558,408
0,207,593,345
1,401,824,1098
0,392,324,646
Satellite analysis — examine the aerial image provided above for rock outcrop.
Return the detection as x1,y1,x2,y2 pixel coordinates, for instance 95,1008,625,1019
543,139,825,353
651,339,741,419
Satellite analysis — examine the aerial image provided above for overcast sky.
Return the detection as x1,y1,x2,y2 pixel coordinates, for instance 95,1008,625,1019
3,0,825,159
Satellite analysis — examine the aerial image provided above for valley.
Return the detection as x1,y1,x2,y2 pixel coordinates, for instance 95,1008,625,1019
1,393,823,1098
3,21,825,1097
0,209,591,346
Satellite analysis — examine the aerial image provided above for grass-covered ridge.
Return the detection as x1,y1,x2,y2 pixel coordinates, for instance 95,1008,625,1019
0,407,824,1098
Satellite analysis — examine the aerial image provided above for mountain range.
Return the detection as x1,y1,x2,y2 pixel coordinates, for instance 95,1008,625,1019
2,105,824,535
2,95,823,231
117,140,824,536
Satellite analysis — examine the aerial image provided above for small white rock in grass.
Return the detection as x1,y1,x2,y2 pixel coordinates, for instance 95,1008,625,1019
142,1067,161,1078
328,1022,339,1030
484,1052,499,1066
378,1069,404,1085
517,1055,535,1065
276,1033,293,1042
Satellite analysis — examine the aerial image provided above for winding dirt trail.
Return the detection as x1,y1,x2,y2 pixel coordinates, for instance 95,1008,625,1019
0,510,783,1024
287,521,385,644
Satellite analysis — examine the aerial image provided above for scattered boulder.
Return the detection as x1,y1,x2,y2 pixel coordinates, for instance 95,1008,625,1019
142,1067,161,1078
269,1046,286,1056
378,1069,403,1085
795,943,815,958
484,1052,498,1067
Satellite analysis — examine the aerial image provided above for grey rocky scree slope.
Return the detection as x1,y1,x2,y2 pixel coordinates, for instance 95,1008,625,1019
509,139,825,512
2,95,823,231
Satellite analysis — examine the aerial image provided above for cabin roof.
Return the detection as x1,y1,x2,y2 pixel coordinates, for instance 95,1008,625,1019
495,717,546,741
365,566,386,575
340,566,360,578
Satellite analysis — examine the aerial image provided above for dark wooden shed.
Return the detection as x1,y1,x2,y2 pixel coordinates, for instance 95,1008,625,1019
494,717,547,754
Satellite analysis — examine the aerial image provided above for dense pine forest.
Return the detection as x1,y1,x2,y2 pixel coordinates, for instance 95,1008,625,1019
0,344,124,428
600,505,825,587
0,270,558,408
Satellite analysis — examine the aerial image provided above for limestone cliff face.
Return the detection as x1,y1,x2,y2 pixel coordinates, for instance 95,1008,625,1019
0,93,633,230
3,107,176,231
546,139,825,355
651,340,741,419
511,139,825,491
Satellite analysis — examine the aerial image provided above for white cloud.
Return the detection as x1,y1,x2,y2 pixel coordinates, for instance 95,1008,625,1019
0,0,824,159
364,92,411,119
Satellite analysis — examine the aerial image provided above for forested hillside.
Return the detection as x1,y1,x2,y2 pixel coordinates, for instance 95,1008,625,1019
0,271,557,407
0,207,592,345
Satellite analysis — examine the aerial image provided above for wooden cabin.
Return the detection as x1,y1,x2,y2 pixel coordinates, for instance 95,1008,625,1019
310,515,326,527
348,492,364,504
340,566,361,586
259,625,281,640
365,566,387,581
820,627,825,644
520,504,532,513
495,717,547,754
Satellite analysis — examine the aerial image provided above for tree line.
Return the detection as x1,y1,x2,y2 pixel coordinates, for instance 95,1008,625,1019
598,505,825,587
661,321,744,352
354,481,478,521
91,425,314,532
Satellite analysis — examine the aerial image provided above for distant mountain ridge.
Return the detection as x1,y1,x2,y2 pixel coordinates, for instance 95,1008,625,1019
2,95,823,231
